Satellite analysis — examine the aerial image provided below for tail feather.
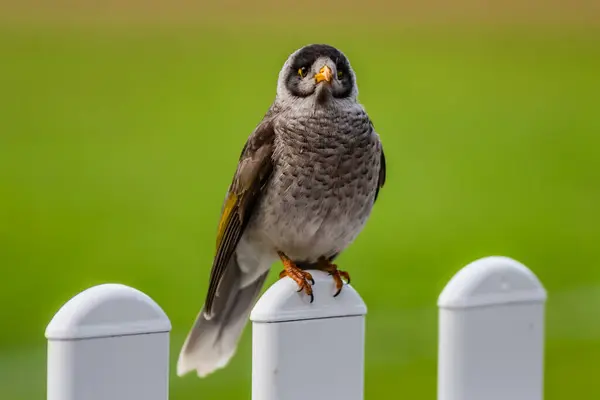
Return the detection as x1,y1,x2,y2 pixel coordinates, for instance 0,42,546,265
177,253,269,378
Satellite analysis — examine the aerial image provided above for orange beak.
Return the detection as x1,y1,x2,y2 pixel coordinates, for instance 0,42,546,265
314,65,333,84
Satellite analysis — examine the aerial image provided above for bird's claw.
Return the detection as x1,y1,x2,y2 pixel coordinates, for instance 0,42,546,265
318,260,351,297
278,253,315,303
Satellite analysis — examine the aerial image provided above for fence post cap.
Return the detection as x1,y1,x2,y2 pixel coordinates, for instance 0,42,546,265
45,283,171,340
250,269,367,323
437,256,547,309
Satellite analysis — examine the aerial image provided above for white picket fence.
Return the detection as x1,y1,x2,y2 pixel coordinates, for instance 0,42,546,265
45,255,547,400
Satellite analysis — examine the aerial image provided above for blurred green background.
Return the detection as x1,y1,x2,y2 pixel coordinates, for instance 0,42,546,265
1,1,600,399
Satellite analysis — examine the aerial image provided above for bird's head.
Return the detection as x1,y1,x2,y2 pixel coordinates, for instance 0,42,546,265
276,44,359,107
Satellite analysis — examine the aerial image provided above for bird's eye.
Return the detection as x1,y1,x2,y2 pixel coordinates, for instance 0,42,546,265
337,70,344,79
298,67,307,78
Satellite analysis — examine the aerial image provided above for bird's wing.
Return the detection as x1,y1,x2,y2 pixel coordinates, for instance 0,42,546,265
374,146,386,202
370,120,386,203
204,119,276,318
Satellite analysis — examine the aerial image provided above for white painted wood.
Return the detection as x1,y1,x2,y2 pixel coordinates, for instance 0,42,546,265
437,256,547,400
250,269,367,400
45,284,171,400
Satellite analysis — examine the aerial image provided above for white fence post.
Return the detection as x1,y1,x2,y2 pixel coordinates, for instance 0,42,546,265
45,283,172,400
437,256,547,400
250,269,367,400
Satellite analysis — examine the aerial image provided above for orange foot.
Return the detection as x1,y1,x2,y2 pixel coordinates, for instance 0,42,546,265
317,258,351,297
278,252,315,303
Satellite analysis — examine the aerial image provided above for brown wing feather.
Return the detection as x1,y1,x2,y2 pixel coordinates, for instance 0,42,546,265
203,119,275,317
374,146,386,202
370,119,386,203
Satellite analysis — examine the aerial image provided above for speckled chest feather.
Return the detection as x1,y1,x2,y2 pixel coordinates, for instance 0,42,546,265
250,106,381,262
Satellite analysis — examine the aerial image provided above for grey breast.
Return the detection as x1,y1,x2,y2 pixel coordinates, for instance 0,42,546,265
255,106,381,262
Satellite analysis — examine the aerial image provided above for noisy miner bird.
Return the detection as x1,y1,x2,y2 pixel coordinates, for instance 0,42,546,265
177,44,386,378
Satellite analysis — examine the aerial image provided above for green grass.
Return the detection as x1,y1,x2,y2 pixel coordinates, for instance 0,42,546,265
0,25,599,399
